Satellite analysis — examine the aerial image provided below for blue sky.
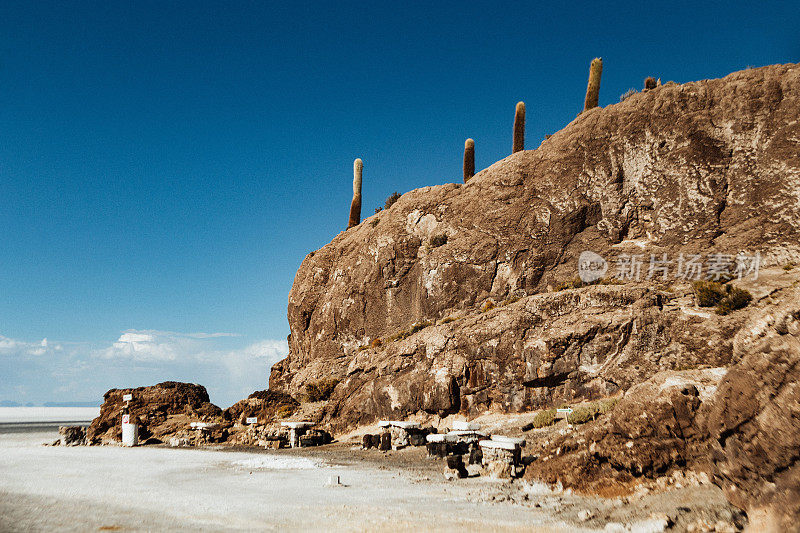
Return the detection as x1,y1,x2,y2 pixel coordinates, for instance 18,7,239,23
0,1,797,407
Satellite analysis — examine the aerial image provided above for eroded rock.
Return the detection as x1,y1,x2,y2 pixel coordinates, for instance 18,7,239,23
704,296,800,532
87,381,222,445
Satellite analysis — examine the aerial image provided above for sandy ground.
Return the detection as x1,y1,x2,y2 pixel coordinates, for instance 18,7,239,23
0,425,741,532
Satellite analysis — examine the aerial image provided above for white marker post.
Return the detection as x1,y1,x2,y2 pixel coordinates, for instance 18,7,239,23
246,417,258,425
121,393,138,446
556,408,573,427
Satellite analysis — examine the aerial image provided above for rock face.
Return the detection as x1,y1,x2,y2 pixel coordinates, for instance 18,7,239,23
521,287,800,527
703,291,800,532
223,390,299,425
87,381,222,444
270,63,800,431
522,368,724,494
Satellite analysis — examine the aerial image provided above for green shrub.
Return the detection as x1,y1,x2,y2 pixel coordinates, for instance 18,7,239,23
274,404,295,419
387,330,410,342
596,398,618,415
716,286,753,315
501,295,520,306
567,404,598,424
784,263,795,271
440,316,457,324
556,277,600,291
531,408,557,428
566,398,618,425
429,234,448,248
305,379,340,402
409,321,431,334
693,280,727,307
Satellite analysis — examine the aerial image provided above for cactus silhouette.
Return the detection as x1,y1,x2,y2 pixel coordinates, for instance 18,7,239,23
644,77,657,90
583,58,603,111
512,102,525,153
348,158,363,229
463,138,475,182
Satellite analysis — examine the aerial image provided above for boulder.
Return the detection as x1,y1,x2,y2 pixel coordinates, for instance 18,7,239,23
223,389,299,426
378,432,391,451
58,426,86,446
484,461,514,480
703,301,800,532
523,369,725,493
86,382,222,444
445,454,468,479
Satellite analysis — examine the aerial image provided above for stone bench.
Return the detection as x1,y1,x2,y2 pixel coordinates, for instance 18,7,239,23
451,421,481,431
426,432,484,459
479,438,523,477
280,421,314,448
489,435,525,447
377,420,425,449
189,422,221,431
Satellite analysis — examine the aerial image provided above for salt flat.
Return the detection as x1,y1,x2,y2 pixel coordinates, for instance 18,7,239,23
0,428,576,532
0,407,100,424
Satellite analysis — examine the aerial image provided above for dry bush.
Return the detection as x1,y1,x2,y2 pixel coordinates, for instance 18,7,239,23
429,234,448,248
531,408,557,428
384,192,401,210
693,280,727,307
305,379,340,402
716,286,753,315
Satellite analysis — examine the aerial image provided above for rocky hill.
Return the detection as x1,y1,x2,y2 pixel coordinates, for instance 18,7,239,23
270,63,799,425
268,63,800,529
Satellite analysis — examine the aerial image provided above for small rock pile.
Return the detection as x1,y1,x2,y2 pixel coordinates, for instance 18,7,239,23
55,425,86,446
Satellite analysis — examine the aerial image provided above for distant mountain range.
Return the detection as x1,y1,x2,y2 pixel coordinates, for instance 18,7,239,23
0,400,100,407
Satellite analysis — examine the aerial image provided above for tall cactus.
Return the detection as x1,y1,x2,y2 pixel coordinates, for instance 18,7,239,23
512,102,525,153
583,58,603,111
463,138,475,182
348,158,362,229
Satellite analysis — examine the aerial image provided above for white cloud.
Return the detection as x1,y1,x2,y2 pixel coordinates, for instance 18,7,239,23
0,334,62,357
1,330,289,407
96,329,244,361
236,339,289,359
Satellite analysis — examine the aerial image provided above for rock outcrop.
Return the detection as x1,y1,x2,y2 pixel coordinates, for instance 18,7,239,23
522,368,724,494
58,425,87,446
270,63,800,432
703,290,800,532
223,389,299,425
87,381,222,444
520,287,800,528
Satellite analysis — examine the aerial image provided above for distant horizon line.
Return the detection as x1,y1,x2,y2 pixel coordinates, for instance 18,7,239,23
0,401,101,408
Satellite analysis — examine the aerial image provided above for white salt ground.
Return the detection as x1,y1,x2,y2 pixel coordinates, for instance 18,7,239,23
0,428,581,532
